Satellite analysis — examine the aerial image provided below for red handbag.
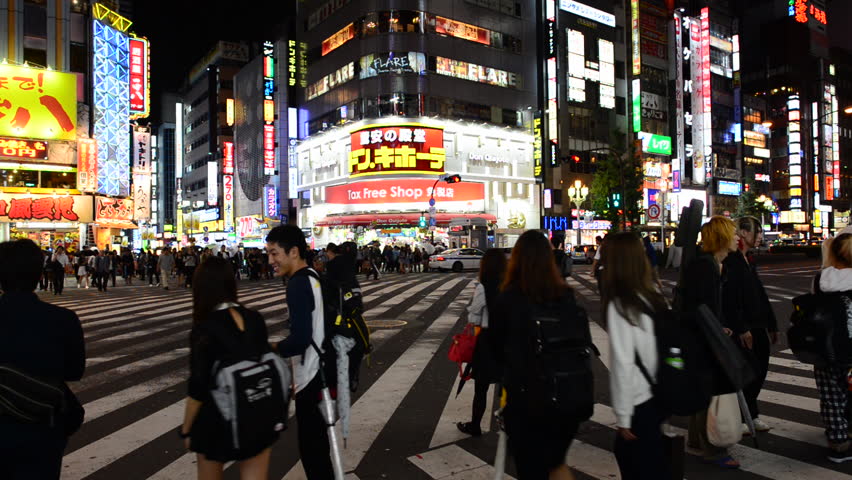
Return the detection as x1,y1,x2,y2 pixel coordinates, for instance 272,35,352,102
448,323,477,380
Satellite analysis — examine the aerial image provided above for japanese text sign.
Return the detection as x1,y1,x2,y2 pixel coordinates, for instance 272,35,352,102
77,138,98,192
128,38,149,118
0,65,77,141
322,23,355,56
132,128,150,172
349,124,445,177
265,184,278,219
0,193,93,223
0,137,47,160
223,174,234,232
223,141,234,174
95,196,134,223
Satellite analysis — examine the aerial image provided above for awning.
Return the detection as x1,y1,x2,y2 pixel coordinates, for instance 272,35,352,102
314,213,497,227
94,221,138,230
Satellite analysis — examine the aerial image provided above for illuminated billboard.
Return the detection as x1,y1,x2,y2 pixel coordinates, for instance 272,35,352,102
435,57,520,88
322,23,355,56
359,52,426,79
788,94,802,210
349,124,445,177
128,37,150,119
306,62,355,100
93,19,131,197
565,30,615,109
223,174,234,232
0,138,48,160
0,193,93,222
434,16,490,44
0,64,77,141
263,41,276,176
77,139,98,192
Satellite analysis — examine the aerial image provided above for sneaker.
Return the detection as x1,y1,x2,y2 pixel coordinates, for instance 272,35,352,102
753,418,772,432
829,441,852,463
456,422,482,437
742,423,752,436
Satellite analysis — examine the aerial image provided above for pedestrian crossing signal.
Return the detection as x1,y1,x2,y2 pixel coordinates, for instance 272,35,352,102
611,193,621,208
419,216,427,228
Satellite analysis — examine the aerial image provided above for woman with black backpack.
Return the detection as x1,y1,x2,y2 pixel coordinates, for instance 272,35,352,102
180,257,280,479
602,232,669,479
492,230,592,480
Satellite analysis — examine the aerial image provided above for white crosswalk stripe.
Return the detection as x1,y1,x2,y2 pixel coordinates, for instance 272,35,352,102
17,268,841,479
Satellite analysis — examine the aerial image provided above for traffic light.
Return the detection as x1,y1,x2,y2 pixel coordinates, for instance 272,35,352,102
571,154,581,163
611,193,621,208
445,174,462,184
419,215,427,228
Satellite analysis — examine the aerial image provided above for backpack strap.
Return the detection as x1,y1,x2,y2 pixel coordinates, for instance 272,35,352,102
635,352,656,386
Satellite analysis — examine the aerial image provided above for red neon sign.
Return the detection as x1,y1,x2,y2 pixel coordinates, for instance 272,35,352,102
700,8,711,115
0,195,81,221
348,124,446,177
223,141,234,174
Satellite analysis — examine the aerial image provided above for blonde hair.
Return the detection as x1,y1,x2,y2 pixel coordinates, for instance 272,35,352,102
700,216,736,254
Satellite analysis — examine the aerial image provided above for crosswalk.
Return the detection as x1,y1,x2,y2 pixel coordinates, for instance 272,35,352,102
36,265,851,479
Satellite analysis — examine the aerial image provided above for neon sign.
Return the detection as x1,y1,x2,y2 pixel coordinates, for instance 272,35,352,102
631,0,640,75
263,41,276,176
0,193,91,222
559,0,616,27
322,23,355,56
0,138,47,160
93,19,130,196
223,174,234,232
265,185,278,219
223,141,234,174
348,124,445,177
435,57,520,88
77,138,97,192
788,94,802,211
789,0,827,25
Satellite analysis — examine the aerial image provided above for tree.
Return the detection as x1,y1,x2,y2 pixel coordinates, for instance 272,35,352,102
590,130,645,231
735,182,776,220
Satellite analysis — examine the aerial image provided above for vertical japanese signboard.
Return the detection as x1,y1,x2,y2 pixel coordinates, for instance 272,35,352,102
132,127,151,220
128,37,149,119
672,12,683,192
263,41,276,176
631,0,641,75
632,78,641,133
265,184,278,219
207,161,218,206
223,141,234,174
700,7,712,183
545,0,558,166
223,174,234,232
77,138,98,192
788,94,802,210
689,14,705,185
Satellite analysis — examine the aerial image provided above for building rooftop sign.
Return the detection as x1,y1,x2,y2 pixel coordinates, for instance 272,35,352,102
559,0,616,27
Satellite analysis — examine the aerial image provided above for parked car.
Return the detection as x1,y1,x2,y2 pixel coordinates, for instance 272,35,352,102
571,245,597,264
428,248,485,272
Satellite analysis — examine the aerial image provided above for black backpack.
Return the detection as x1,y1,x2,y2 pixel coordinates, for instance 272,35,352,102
519,293,598,421
635,307,713,417
305,269,372,392
0,365,84,435
788,291,852,367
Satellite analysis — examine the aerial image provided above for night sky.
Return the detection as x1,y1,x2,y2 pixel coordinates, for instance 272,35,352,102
131,0,285,124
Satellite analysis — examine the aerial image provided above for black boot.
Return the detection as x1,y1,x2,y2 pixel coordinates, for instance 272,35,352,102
456,422,482,437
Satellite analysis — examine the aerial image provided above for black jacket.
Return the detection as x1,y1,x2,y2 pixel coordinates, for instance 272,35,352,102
680,253,724,321
722,252,778,335
0,292,85,429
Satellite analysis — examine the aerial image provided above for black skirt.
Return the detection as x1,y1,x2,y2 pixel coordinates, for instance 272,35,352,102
189,401,279,463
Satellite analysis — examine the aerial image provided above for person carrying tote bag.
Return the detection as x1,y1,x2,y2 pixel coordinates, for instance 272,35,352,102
706,393,743,448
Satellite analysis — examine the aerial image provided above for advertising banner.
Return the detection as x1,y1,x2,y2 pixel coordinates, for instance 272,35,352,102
321,23,355,56
0,138,48,160
435,57,519,88
264,184,278,219
434,16,490,44
349,124,445,177
77,138,98,192
223,174,234,232
0,193,93,222
359,52,427,79
207,161,218,206
0,65,77,141
223,141,234,174
324,178,485,213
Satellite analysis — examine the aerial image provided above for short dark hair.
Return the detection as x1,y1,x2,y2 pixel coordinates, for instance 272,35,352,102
0,239,44,293
550,231,565,249
192,256,238,325
266,224,307,259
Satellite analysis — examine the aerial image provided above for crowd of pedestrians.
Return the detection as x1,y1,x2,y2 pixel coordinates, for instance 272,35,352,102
6,213,852,480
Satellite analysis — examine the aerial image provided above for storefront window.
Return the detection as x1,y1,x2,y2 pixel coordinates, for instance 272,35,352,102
0,169,76,188
0,169,38,187
41,171,75,189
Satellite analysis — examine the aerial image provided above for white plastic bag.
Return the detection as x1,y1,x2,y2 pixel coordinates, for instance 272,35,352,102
706,393,742,447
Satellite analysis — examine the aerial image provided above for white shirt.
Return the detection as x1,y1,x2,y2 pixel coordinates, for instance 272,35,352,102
467,282,489,328
292,271,326,393
607,299,658,428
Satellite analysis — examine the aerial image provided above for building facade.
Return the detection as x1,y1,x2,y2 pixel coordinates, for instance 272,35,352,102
289,0,540,248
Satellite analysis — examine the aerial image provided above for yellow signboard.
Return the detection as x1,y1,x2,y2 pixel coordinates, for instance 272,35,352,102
0,65,77,141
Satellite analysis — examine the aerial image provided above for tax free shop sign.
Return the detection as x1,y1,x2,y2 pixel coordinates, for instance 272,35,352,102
324,179,485,214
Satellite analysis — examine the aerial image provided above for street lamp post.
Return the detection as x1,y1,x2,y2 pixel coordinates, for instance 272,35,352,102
567,180,589,247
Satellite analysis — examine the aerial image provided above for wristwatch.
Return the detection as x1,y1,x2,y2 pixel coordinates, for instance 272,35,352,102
178,427,190,439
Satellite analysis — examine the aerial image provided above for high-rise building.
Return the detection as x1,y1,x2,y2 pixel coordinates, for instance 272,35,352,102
288,0,540,247
178,41,250,244
738,0,848,235
154,92,179,234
